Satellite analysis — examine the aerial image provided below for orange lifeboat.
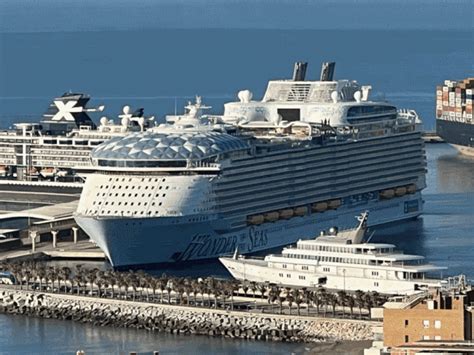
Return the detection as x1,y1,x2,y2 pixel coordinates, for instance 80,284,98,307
395,187,407,197
294,206,308,216
327,199,342,210
278,209,294,219
264,212,279,222
247,215,264,225
380,189,395,199
406,184,417,194
312,202,328,212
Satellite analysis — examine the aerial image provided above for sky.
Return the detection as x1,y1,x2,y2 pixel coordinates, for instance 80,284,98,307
0,0,473,32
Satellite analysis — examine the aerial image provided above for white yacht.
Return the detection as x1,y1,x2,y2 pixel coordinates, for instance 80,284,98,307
220,212,446,295
0,92,154,182
75,62,427,268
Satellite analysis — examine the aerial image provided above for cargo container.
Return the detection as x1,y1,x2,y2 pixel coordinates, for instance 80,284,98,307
436,77,474,156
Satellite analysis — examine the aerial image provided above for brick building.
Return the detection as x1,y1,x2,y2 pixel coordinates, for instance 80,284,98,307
383,285,474,348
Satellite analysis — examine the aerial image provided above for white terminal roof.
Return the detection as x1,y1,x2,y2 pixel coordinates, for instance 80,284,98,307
91,131,250,162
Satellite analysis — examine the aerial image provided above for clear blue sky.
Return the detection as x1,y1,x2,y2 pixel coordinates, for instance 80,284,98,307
0,0,473,32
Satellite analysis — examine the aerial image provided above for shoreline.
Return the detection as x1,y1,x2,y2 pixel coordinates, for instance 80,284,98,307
0,287,378,344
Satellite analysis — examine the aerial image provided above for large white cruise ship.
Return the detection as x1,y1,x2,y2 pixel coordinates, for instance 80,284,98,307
0,92,154,181
220,212,446,295
74,62,427,268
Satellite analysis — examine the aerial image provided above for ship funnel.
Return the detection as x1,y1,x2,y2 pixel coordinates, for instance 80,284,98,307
292,62,308,81
320,62,336,81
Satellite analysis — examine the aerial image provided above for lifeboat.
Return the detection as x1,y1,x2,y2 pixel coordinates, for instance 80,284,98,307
294,206,308,216
380,189,395,199
279,209,294,219
312,202,328,212
327,199,341,210
247,215,264,225
407,184,417,194
264,212,279,222
395,187,407,197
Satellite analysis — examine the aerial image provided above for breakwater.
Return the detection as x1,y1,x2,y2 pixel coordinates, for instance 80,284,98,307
0,288,376,343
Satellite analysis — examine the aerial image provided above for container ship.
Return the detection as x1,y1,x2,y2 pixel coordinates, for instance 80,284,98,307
436,78,474,156
74,62,427,268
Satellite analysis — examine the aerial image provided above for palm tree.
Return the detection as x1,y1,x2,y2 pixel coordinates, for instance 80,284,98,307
257,283,267,299
327,293,338,317
345,294,356,318
314,287,326,316
267,286,279,313
249,281,258,298
336,290,347,318
363,291,375,317
278,294,286,314
354,290,365,319
293,289,303,316
285,293,294,315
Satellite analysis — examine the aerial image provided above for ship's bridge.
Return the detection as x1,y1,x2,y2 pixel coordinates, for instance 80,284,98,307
91,130,250,168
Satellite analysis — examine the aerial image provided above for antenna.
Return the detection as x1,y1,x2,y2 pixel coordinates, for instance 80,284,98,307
365,230,376,243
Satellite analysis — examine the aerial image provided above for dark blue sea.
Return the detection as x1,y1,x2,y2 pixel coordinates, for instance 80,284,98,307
1,3,474,352
0,28,472,131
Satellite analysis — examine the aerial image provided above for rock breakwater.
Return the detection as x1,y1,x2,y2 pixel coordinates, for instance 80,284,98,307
0,289,376,343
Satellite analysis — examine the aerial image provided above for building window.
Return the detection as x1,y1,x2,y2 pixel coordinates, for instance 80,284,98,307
423,320,429,328
404,320,409,326
374,282,379,287
286,274,291,278
405,335,409,343
279,273,283,277
423,335,430,340
282,264,287,269
434,320,441,329
434,335,441,340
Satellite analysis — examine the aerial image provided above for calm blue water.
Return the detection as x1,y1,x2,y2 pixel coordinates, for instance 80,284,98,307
0,29,473,130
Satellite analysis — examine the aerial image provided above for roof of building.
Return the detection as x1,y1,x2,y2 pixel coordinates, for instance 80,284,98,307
91,131,250,162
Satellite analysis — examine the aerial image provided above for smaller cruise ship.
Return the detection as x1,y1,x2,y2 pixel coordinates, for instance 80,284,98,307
0,92,155,181
220,212,447,295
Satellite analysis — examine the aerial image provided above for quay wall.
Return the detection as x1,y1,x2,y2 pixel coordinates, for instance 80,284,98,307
0,288,376,343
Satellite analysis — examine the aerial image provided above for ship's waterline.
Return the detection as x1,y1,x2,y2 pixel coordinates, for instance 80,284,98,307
74,63,426,268
76,193,422,267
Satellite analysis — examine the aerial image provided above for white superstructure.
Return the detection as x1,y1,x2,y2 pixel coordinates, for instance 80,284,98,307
0,93,154,181
74,62,427,268
220,212,446,295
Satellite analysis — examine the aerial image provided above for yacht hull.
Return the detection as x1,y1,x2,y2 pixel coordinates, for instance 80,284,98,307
219,256,440,295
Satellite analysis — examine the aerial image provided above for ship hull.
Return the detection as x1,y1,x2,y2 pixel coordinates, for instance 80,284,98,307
436,119,474,156
219,256,440,295
75,192,422,268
